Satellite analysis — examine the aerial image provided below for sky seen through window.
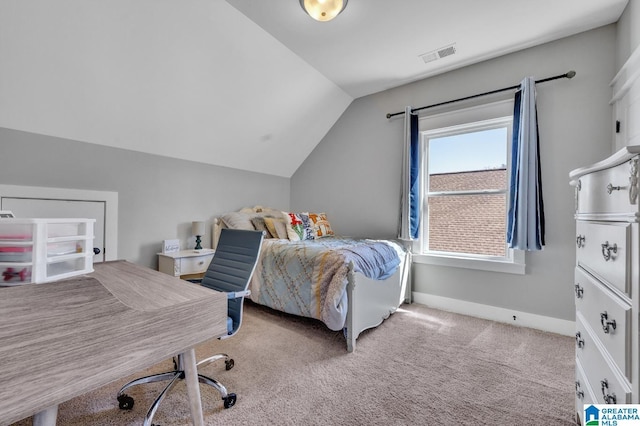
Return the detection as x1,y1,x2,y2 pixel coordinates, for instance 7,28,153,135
428,127,507,174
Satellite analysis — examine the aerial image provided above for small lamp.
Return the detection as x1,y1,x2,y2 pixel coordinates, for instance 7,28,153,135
300,0,348,22
192,221,205,250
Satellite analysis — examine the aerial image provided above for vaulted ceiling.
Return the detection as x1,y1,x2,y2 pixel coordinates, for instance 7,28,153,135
0,0,628,177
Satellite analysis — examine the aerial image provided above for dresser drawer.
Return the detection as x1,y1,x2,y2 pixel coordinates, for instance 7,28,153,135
575,357,596,416
576,157,639,215
179,254,214,275
576,221,630,296
576,302,631,381
575,312,632,404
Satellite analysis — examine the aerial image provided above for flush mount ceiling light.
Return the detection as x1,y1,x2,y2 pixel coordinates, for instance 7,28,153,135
300,0,348,22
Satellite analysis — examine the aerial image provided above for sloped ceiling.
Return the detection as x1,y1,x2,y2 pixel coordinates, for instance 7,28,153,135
0,0,628,178
228,0,629,99
0,0,352,177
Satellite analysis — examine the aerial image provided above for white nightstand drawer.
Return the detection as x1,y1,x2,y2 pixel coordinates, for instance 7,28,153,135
576,313,631,404
158,249,215,279
576,220,630,296
575,268,631,377
179,255,213,275
576,157,639,215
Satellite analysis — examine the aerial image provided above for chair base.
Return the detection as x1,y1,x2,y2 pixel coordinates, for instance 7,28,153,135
197,352,235,371
117,353,236,426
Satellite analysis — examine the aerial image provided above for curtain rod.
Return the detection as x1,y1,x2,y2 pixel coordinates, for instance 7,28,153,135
386,70,576,119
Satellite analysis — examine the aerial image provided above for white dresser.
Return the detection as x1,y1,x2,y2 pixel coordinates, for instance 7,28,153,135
570,146,640,422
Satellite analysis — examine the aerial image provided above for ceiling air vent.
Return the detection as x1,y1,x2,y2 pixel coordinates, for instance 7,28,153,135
419,43,457,64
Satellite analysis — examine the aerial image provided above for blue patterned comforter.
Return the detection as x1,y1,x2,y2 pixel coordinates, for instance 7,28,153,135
248,237,403,331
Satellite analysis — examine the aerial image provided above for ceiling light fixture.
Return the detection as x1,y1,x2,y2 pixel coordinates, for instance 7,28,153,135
300,0,348,22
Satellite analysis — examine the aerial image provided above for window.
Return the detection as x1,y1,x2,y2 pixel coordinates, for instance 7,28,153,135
414,101,525,274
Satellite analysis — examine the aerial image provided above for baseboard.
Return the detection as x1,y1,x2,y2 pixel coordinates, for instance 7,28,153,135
411,292,575,337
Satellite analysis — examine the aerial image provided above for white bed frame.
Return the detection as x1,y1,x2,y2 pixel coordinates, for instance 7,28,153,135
344,251,411,351
213,218,411,352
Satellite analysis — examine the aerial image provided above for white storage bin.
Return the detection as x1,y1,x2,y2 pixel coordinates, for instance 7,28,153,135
1,265,33,285
0,218,95,286
0,243,32,262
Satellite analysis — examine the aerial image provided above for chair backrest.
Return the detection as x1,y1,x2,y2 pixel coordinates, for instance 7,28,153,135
200,228,264,337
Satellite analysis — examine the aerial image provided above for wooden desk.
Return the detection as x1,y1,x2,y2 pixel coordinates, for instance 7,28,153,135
0,260,227,426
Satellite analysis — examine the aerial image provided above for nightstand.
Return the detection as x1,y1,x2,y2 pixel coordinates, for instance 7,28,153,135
158,249,215,280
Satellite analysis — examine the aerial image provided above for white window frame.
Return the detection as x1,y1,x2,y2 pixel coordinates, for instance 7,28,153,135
412,100,525,275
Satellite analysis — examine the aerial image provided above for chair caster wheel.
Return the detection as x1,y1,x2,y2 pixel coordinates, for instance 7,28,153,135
117,394,134,410
225,359,235,370
223,393,237,409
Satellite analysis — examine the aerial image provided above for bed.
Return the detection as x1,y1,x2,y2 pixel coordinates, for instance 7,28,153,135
212,207,411,352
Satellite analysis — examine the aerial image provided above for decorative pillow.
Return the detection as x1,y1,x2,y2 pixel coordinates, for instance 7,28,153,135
305,212,335,238
250,217,274,238
220,212,255,230
263,217,288,239
283,212,315,241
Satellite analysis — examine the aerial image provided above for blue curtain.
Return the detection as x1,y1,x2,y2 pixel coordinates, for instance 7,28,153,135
507,77,545,250
399,107,420,240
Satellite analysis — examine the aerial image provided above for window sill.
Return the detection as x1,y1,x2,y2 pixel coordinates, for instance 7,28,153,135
412,252,525,275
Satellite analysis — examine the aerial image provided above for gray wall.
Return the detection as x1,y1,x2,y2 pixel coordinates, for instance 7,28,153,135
616,0,640,70
0,128,289,269
291,26,617,322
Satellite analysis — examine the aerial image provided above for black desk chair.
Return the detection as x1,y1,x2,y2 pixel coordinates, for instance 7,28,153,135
117,229,264,426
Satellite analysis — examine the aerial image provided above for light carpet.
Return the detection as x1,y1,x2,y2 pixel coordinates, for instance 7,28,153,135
11,301,575,425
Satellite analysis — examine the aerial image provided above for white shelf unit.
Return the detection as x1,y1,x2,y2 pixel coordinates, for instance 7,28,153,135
0,218,95,285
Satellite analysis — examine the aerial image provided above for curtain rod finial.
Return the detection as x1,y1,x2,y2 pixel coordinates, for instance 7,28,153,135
566,70,576,79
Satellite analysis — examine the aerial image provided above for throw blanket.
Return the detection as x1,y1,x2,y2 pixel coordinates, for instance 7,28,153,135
249,237,402,331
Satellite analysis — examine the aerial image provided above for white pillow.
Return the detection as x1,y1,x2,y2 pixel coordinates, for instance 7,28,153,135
220,212,255,230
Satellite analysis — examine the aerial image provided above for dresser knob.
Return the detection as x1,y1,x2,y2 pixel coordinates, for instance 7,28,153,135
574,284,584,299
606,183,622,194
575,381,584,399
600,379,617,404
600,311,616,334
575,331,585,348
576,235,585,248
601,241,617,261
